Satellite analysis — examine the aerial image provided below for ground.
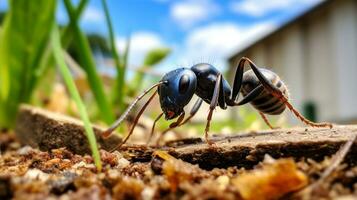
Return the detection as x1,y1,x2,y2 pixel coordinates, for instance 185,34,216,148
1,130,357,200
2,105,357,199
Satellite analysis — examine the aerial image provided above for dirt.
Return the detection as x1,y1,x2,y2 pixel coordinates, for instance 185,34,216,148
1,131,357,200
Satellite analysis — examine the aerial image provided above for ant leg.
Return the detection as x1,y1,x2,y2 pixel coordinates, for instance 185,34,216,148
229,57,245,102
259,112,278,129
236,84,278,129
205,74,223,145
241,57,279,93
103,82,164,138
241,57,332,128
228,57,279,105
234,84,277,129
147,112,163,145
156,112,185,146
179,98,203,126
236,84,264,106
284,99,332,128
110,91,157,152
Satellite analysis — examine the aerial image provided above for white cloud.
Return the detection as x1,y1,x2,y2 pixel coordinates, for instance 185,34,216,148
82,7,104,23
111,22,277,78
116,32,166,66
230,0,323,17
179,22,276,69
170,0,220,29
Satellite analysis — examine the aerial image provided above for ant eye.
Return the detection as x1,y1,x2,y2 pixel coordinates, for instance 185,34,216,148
179,74,190,94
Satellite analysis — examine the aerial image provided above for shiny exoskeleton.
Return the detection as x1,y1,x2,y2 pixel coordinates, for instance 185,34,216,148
241,68,289,115
103,57,333,148
158,63,232,120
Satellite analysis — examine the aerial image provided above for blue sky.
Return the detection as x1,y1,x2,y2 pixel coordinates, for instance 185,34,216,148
0,0,323,73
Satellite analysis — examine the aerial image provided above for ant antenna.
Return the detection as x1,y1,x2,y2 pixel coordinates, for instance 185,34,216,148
102,81,165,138
111,90,158,151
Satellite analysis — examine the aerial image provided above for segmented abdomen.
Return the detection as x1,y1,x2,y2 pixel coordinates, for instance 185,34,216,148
241,69,289,115
249,90,286,115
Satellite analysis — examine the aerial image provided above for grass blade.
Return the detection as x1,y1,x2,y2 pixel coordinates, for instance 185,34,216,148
0,0,56,128
64,0,115,124
51,23,102,171
28,0,89,94
101,0,127,113
61,0,88,48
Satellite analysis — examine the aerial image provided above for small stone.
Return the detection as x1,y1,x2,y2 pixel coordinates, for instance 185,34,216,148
107,169,120,179
263,154,276,164
141,187,155,200
216,175,229,190
118,158,130,169
17,146,34,155
72,161,87,169
15,105,122,155
24,169,50,181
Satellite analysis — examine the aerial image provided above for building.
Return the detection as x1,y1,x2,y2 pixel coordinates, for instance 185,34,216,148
228,0,357,124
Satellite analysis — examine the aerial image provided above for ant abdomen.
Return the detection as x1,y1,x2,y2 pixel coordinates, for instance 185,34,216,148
241,68,289,115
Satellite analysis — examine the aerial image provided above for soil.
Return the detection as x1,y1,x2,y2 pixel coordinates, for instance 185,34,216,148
1,131,357,200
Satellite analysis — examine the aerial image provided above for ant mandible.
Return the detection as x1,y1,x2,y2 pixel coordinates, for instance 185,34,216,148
102,57,333,148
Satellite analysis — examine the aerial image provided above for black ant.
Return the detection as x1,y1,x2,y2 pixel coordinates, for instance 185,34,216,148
102,57,333,148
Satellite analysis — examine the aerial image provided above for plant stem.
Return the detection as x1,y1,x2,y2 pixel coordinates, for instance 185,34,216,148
51,23,102,171
101,0,126,113
64,0,115,124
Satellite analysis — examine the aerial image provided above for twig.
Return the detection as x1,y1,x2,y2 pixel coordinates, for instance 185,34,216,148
293,131,357,198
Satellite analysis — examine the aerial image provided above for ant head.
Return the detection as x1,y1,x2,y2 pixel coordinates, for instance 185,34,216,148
158,68,197,120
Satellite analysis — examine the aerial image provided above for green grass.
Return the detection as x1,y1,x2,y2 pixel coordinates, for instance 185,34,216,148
51,23,102,171
63,0,115,124
0,0,56,128
101,0,127,113
29,0,89,95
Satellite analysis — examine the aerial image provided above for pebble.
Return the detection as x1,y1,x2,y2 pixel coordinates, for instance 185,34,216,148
17,146,34,155
24,169,50,181
118,158,130,169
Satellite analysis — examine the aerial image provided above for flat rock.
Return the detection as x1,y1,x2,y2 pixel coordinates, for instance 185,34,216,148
14,105,357,170
119,125,357,170
166,125,357,169
15,105,121,155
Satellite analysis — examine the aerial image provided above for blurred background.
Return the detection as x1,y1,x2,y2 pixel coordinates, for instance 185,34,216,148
0,0,356,143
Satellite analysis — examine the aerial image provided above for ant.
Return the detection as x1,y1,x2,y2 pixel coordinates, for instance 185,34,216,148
102,57,333,148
